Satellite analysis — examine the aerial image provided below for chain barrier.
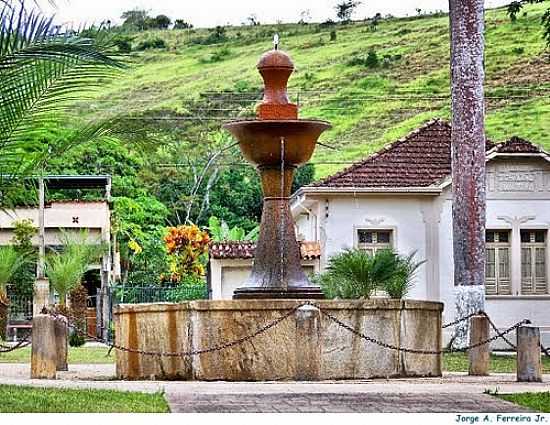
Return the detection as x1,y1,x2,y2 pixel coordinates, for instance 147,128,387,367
0,331,31,353
53,303,309,358
315,305,531,356
3,304,547,360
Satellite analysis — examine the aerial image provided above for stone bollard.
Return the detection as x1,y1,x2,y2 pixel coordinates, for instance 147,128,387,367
468,315,490,376
517,326,542,383
33,278,50,317
31,314,57,379
295,304,321,381
54,315,68,371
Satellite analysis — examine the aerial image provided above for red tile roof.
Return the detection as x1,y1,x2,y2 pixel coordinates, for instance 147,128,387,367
309,119,543,189
491,136,542,154
209,241,321,260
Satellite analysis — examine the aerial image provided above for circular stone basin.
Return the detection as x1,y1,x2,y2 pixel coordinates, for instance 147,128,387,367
223,119,331,167
114,299,443,381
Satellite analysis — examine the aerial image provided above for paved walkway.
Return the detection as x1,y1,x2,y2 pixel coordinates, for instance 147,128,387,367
0,364,547,413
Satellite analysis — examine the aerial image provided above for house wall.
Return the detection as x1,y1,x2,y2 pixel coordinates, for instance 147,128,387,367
296,195,437,301
439,157,550,345
0,201,116,289
210,258,320,300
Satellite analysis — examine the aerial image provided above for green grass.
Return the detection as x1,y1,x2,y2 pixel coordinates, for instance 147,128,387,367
0,385,169,413
497,392,550,413
444,353,550,373
0,346,114,364
75,3,550,178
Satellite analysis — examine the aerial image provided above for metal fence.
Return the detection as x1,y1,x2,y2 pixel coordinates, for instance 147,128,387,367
7,293,33,322
110,285,209,306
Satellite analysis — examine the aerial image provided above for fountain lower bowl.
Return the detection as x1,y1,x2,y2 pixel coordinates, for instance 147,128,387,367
223,119,331,167
114,299,443,381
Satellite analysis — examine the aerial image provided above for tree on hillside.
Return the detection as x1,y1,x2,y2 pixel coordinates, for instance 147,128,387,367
0,0,124,187
174,19,193,29
335,0,362,23
506,0,550,48
121,9,150,31
151,15,172,30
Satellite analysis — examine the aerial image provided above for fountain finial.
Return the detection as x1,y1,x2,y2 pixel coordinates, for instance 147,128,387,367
273,33,279,50
256,47,298,120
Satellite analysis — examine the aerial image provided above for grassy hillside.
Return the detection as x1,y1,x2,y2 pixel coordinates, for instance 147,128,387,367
81,4,550,178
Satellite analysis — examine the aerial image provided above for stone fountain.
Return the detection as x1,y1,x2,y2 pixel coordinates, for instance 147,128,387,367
114,45,444,382
223,47,330,299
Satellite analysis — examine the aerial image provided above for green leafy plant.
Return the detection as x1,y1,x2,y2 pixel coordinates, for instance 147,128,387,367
380,251,425,299
0,246,29,304
208,216,259,241
0,246,29,339
46,231,106,306
0,0,124,179
317,248,424,299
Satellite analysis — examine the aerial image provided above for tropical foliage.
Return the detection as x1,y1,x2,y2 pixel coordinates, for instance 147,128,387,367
316,248,424,299
45,231,106,306
208,216,259,241
163,225,210,283
0,0,123,185
0,246,29,303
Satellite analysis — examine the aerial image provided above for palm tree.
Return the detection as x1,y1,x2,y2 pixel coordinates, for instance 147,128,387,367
0,0,124,181
0,246,29,339
46,230,106,306
317,248,424,300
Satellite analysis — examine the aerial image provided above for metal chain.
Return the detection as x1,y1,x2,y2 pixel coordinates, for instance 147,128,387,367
13,304,545,359
57,303,309,358
441,310,484,329
0,331,31,353
317,308,530,355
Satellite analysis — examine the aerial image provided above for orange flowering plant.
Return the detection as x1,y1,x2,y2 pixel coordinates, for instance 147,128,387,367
163,224,210,284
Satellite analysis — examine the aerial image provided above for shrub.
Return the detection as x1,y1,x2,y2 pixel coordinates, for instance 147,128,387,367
136,37,167,51
200,46,231,63
69,331,86,347
512,46,525,55
347,50,379,68
317,249,424,300
380,251,425,299
330,30,337,41
164,225,210,283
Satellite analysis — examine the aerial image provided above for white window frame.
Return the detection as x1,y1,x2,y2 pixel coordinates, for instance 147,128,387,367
520,229,548,295
485,230,512,296
355,227,396,255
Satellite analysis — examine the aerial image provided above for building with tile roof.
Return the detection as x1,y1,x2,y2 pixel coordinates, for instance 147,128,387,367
291,119,550,347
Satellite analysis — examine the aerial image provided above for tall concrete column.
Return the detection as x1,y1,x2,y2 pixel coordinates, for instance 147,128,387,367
449,0,487,348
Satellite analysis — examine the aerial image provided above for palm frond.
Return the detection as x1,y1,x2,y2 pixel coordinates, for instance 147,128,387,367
0,0,124,178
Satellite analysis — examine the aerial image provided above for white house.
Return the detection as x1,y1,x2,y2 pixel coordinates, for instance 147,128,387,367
291,119,550,346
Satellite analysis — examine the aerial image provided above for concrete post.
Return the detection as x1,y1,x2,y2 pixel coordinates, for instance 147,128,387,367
295,304,321,380
468,315,490,376
517,326,542,383
31,314,57,379
33,278,50,317
54,315,68,371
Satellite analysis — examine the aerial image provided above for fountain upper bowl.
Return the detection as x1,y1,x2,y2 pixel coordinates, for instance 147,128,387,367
223,119,331,167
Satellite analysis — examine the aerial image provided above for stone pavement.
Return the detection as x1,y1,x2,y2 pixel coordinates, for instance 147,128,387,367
165,392,532,413
0,364,547,413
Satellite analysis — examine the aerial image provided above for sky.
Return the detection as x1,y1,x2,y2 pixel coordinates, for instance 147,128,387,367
37,0,512,29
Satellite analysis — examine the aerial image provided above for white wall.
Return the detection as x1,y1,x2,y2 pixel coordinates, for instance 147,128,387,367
439,157,550,345
210,258,319,300
307,195,435,300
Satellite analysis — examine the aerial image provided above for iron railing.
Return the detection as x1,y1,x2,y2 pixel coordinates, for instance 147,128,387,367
110,285,208,306
7,293,33,322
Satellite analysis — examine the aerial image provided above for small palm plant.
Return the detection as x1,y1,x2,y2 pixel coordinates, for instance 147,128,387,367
317,248,425,300
46,230,106,306
0,246,29,339
380,251,426,299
